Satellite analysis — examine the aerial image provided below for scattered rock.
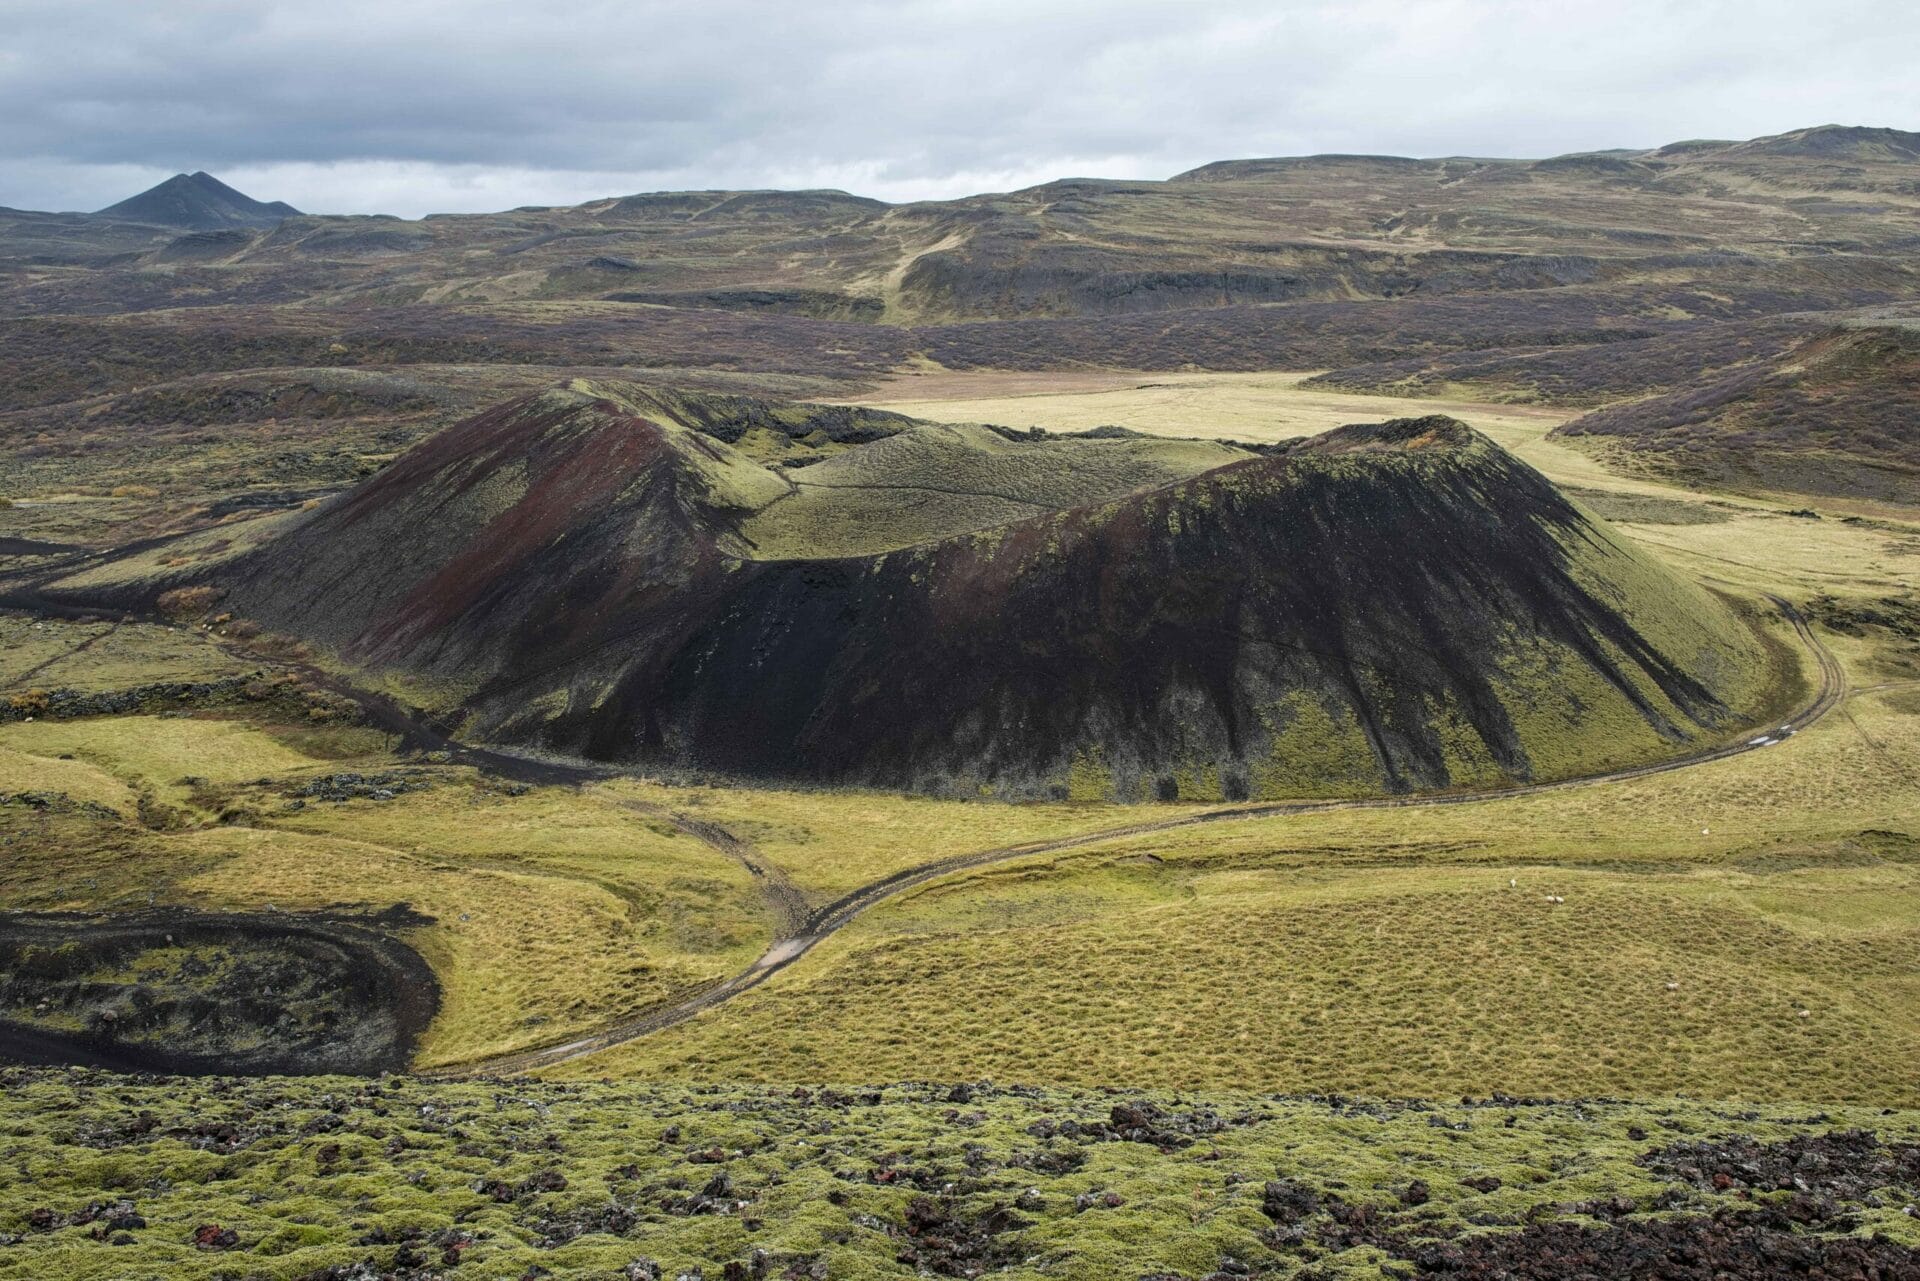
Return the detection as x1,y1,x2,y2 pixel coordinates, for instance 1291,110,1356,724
893,1196,1027,1278
1401,1209,1920,1278
1643,1130,1920,1202
294,771,431,803
192,1223,240,1250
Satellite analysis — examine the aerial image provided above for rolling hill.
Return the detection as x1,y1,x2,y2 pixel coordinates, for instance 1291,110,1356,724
1554,323,1920,501
3,123,1913,325
2,124,1914,530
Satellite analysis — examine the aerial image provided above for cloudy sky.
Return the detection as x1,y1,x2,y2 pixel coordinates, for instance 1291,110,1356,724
4,0,1917,217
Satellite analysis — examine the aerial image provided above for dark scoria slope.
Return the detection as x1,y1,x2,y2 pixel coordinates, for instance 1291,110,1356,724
145,385,1774,800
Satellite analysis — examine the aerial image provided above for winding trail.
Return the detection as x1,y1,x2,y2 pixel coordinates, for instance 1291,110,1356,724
0,558,1848,1078
614,798,810,939
423,594,1843,1077
0,546,1847,1077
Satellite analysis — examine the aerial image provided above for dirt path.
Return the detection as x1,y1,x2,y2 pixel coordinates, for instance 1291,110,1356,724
424,595,1843,1077
3,552,1843,1079
613,798,810,938
1,619,118,689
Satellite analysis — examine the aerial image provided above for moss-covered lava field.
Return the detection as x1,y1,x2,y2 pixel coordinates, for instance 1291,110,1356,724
5,1071,1920,1281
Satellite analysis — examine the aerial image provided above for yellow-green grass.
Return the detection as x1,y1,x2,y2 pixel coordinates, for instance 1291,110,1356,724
0,710,776,1065
853,366,1912,707
174,817,766,1068
1613,507,1920,599
852,369,1904,523
0,761,774,1067
851,369,1573,447
0,745,135,813
0,715,353,812
552,617,1920,1093
46,506,306,594
598,777,1190,903
568,854,1920,1105
8,368,1920,1100
739,423,1245,559
0,615,253,693
260,778,776,1006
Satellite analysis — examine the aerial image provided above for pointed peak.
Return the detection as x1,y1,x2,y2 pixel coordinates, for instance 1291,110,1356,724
94,171,301,229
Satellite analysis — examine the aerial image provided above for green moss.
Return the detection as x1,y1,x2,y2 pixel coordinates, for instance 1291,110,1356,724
1,1071,1914,1281
1425,691,1506,789
1065,747,1113,802
1251,691,1378,800
1172,761,1224,803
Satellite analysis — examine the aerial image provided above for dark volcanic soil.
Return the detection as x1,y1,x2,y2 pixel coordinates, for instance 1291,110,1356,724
0,907,438,1075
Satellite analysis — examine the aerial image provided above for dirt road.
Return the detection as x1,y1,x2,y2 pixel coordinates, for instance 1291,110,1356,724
426,596,1841,1077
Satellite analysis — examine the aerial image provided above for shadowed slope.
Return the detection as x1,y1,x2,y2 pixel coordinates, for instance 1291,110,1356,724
91,387,1776,800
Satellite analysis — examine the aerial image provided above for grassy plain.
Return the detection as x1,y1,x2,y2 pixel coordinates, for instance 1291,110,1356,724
860,367,1920,523
601,778,1183,905
557,640,1920,1103
0,615,782,1066
0,616,254,693
853,369,1574,449
4,371,1920,1104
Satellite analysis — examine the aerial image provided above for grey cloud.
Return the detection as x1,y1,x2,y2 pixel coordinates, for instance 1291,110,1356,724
3,0,1917,215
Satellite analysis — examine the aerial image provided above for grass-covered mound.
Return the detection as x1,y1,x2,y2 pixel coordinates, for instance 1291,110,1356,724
2,1069,1917,1281
49,383,1782,799
1554,324,1920,503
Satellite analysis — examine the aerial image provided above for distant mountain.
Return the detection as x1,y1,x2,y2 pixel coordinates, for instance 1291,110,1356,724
1725,124,1920,161
94,171,300,230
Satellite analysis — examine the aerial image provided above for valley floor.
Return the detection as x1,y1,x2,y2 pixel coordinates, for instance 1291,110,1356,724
5,373,1920,1276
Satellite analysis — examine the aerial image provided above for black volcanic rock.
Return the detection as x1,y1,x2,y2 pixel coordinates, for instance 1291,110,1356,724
95,172,300,230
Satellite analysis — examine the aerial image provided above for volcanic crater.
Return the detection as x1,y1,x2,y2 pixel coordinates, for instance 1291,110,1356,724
101,381,1784,800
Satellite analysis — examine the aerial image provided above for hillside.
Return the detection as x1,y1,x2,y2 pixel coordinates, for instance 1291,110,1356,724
93,172,300,231
4,123,1915,326
0,124,1913,548
47,384,1779,799
1554,324,1920,501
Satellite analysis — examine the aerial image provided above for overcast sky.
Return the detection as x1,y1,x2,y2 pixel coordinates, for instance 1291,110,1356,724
3,0,1917,218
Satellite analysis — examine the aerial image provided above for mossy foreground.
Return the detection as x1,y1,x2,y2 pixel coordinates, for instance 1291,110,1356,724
3,1070,1919,1281
52,389,1778,801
